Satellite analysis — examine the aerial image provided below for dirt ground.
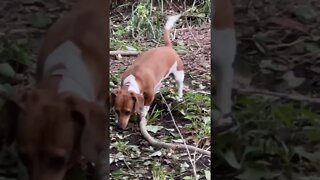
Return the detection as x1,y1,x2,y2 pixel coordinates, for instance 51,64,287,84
0,0,211,180
2,0,319,179
110,25,211,92
109,26,211,179
233,0,320,96
109,4,211,179
215,0,320,179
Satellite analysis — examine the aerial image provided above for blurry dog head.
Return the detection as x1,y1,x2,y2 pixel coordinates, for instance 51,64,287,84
4,88,106,180
110,88,144,129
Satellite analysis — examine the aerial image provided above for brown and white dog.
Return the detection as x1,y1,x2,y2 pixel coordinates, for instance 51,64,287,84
213,0,236,126
111,15,184,130
4,0,108,180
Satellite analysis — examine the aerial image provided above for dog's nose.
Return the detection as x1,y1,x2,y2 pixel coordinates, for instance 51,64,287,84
118,124,127,130
118,121,128,130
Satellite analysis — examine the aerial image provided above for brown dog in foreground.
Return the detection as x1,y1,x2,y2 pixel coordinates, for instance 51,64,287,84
4,0,108,179
111,15,184,130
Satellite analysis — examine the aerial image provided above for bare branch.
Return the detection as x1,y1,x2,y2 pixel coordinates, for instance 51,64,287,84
234,86,320,104
109,50,187,56
139,117,211,156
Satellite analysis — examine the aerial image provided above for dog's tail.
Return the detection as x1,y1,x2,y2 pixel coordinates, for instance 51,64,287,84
164,14,181,47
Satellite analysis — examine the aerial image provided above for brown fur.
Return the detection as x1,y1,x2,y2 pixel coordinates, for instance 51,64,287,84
4,0,109,180
163,30,172,46
213,0,235,29
37,0,108,102
111,18,183,130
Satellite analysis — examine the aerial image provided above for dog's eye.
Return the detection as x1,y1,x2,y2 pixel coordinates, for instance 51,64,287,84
48,156,65,170
125,111,131,115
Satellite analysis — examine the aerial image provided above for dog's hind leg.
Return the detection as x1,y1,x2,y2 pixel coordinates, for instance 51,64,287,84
213,28,236,126
173,70,184,101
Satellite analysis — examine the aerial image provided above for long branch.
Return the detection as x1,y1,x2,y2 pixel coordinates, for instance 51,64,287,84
234,87,320,104
109,50,187,56
139,117,210,156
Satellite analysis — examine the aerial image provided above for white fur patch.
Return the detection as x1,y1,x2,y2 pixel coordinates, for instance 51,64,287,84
154,62,177,93
154,61,184,99
123,75,141,94
165,15,181,30
44,40,96,102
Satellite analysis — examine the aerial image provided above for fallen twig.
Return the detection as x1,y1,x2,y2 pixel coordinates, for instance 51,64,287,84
0,29,46,37
110,51,141,56
139,117,210,156
160,92,198,180
291,50,320,64
185,16,201,49
139,94,211,156
234,86,320,104
182,14,210,19
109,50,187,56
267,37,308,50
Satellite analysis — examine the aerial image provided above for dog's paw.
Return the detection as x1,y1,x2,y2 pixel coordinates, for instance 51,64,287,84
213,111,234,127
216,116,233,126
213,116,235,134
175,96,183,102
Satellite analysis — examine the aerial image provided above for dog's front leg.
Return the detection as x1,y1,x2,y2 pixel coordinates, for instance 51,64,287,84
140,92,154,119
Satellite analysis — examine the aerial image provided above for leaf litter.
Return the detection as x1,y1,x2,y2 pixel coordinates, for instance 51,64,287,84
216,0,320,179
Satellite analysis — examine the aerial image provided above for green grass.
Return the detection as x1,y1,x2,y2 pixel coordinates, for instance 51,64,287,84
215,96,320,179
110,0,211,50
109,1,212,179
110,73,211,141
151,162,170,180
151,88,211,140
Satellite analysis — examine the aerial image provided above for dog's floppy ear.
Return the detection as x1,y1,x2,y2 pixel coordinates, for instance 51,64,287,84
1,99,22,146
110,89,120,107
62,93,106,163
1,87,31,146
131,92,144,114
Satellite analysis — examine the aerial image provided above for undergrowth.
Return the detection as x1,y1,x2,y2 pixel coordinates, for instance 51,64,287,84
215,96,320,180
110,0,211,51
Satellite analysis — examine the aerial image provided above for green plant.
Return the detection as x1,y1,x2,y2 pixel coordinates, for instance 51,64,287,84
0,39,32,70
129,0,164,42
110,73,120,88
156,90,211,139
215,96,320,179
110,0,212,50
151,162,170,180
147,108,163,124
113,141,130,153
